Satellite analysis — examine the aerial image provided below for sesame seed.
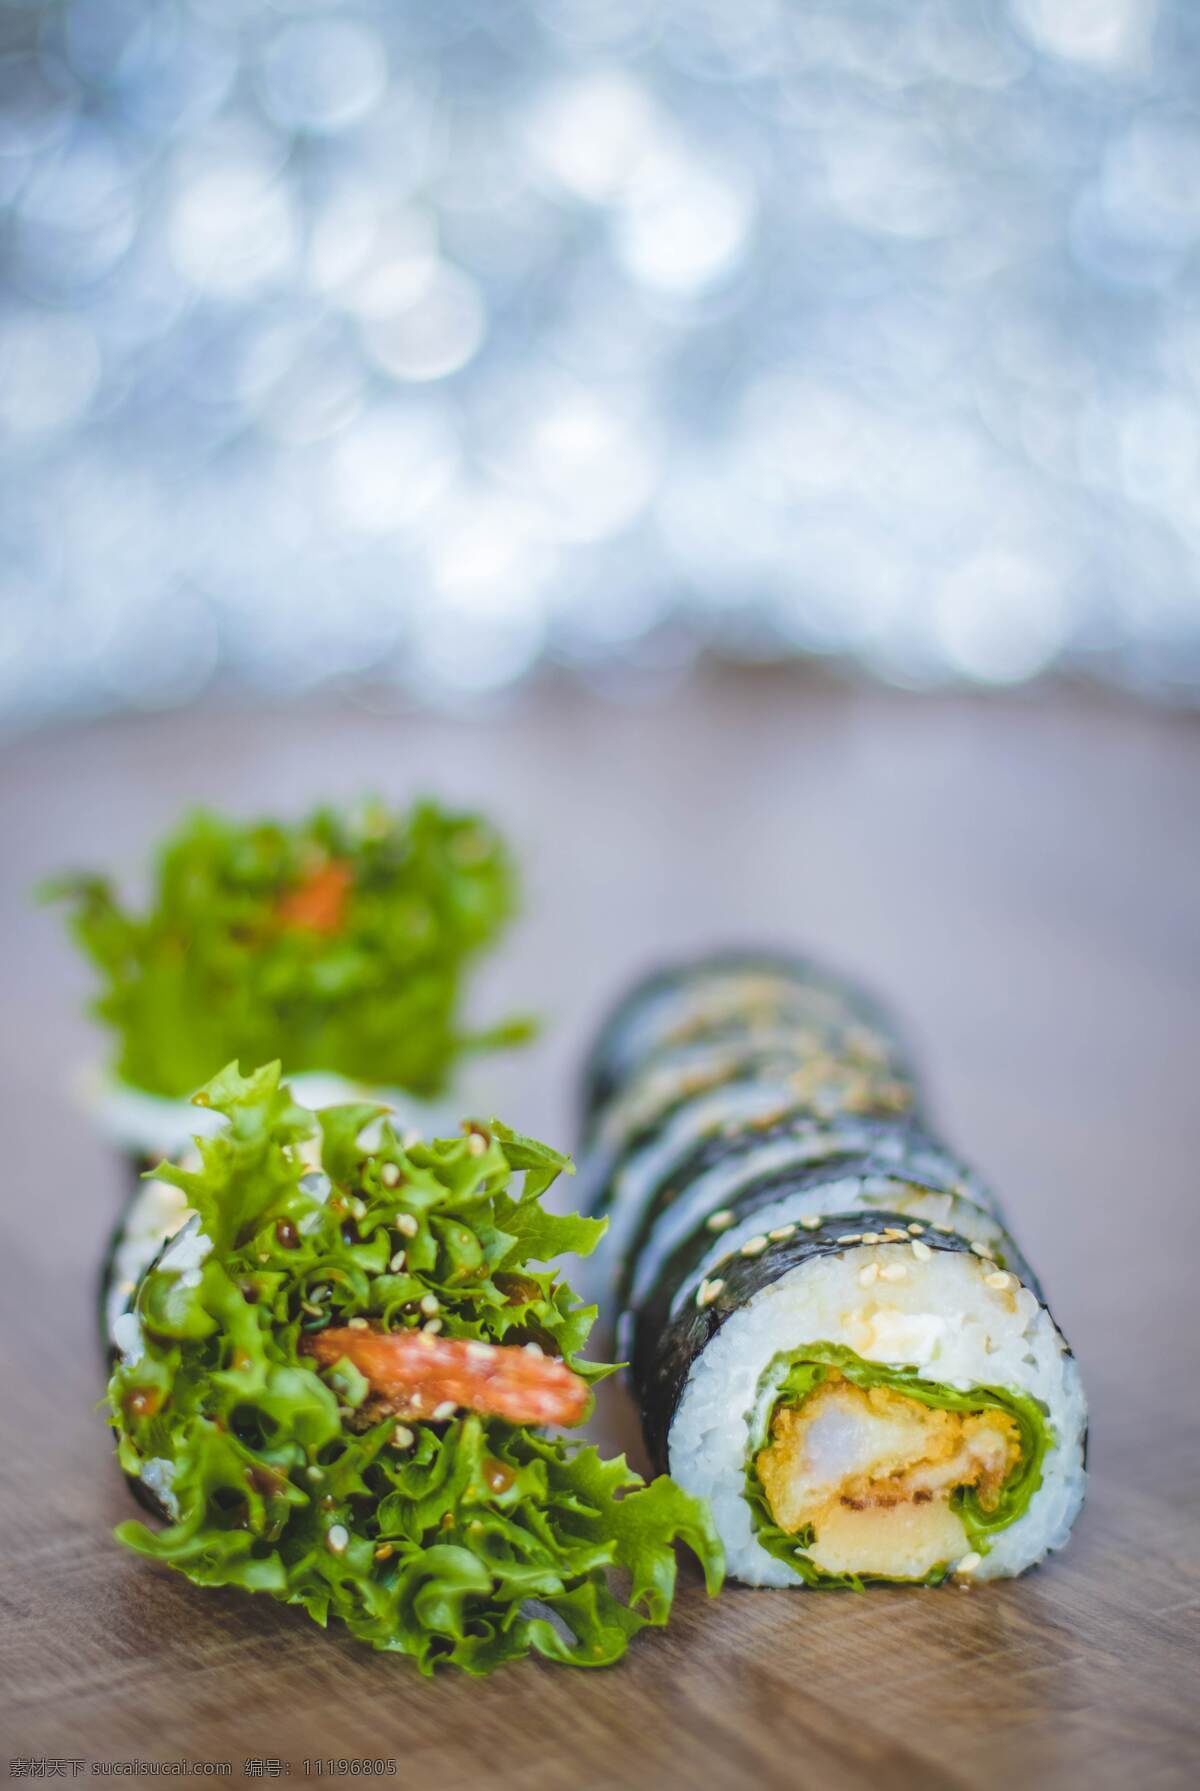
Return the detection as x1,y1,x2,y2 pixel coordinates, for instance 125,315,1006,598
466,1133,487,1157
911,1239,933,1261
857,1262,879,1287
395,1214,418,1238
349,1197,367,1220
769,1224,797,1242
523,1341,544,1358
305,1466,323,1482
389,1250,406,1273
861,1232,882,1245
374,1543,394,1561
432,1401,457,1421
423,1318,443,1334
836,1233,862,1245
879,1263,907,1282
346,1316,369,1330
740,1235,769,1257
380,1163,401,1188
932,1223,955,1234
390,1425,414,1449
465,1341,493,1360
310,1286,329,1301
971,1241,996,1259
697,1277,725,1307
907,1223,925,1234
326,1525,349,1555
956,1552,982,1575
415,1331,436,1350
882,1227,908,1241
402,1129,421,1149
705,1209,735,1232
984,1270,1014,1290
300,1301,322,1317
419,1293,439,1316
800,1215,822,1231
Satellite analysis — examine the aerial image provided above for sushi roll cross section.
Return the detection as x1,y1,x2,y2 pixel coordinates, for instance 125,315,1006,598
584,952,1086,1590
106,1062,722,1674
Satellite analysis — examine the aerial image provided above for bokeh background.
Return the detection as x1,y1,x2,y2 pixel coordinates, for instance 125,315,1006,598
4,0,1200,730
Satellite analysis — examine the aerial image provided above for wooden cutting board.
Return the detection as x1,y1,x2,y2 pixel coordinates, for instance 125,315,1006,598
2,675,1196,1790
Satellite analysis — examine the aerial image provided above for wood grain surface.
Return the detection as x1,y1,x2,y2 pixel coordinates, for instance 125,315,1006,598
2,674,1198,1790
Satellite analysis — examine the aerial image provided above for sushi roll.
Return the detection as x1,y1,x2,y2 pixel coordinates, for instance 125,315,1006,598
585,952,1087,1588
106,1061,722,1673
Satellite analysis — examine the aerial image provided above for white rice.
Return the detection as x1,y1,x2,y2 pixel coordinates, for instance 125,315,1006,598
667,1243,1086,1585
665,1178,1011,1318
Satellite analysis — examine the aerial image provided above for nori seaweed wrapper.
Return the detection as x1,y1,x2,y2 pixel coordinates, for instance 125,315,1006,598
612,1111,1001,1314
580,951,917,1137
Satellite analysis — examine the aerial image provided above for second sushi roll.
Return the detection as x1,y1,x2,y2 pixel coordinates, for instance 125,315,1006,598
584,952,1087,1589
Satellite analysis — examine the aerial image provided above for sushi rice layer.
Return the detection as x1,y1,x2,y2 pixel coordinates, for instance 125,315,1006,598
669,1243,1086,1585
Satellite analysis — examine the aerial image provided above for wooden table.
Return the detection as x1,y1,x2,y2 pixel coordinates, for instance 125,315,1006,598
2,674,1197,1789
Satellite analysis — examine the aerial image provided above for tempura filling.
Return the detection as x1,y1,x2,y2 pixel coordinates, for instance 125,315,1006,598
753,1367,1024,1581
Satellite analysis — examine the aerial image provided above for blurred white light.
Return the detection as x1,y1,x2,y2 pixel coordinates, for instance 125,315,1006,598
360,263,486,381
427,487,555,612
1009,0,1156,73
1101,110,1200,251
331,401,461,534
94,587,220,710
525,72,660,202
614,151,754,293
498,383,660,540
739,373,869,498
824,122,963,240
934,551,1072,683
246,328,364,446
168,156,298,296
409,603,545,695
339,211,439,317
0,312,101,436
1119,392,1200,512
260,19,388,135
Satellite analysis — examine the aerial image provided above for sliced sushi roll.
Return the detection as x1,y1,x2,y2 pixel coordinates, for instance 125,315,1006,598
106,1061,722,1674
581,950,912,1126
583,950,1087,1587
623,1122,1024,1338
641,1218,1084,1587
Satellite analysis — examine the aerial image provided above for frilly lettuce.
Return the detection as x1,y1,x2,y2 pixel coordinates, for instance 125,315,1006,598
109,1063,723,1673
43,798,531,1099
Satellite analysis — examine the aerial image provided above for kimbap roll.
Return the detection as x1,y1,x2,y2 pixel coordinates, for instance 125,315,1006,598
585,952,1087,1588
106,1061,722,1673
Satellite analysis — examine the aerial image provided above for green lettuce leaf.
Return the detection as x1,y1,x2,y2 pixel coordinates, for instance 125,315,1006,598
744,1342,1053,1589
42,798,532,1099
109,1064,723,1673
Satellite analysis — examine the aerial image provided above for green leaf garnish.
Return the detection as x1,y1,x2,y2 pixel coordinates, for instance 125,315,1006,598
109,1063,723,1673
43,798,532,1099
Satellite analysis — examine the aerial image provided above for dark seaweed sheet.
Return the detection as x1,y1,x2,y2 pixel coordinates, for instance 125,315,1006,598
99,1169,183,1521
579,949,916,1133
612,1111,986,1313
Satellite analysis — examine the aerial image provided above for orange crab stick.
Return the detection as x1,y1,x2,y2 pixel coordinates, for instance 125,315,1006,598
302,1327,590,1428
276,859,352,934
